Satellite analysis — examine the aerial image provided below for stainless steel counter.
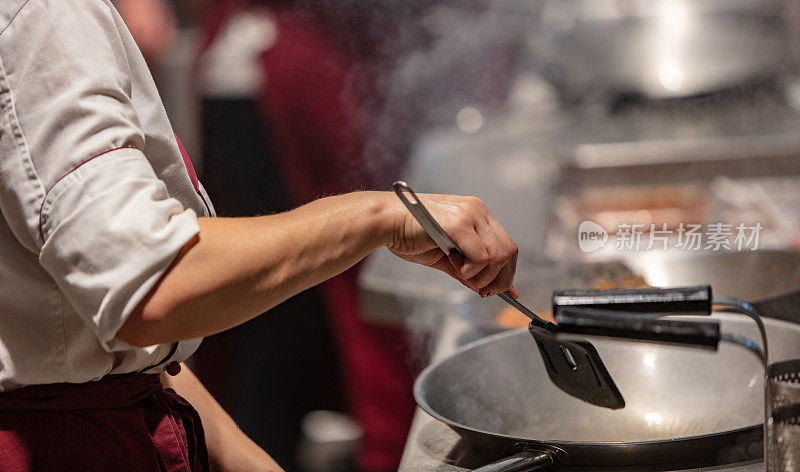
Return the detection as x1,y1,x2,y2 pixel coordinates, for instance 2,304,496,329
399,315,481,472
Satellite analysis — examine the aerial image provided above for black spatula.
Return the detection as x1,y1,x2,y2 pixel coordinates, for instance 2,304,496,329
392,181,625,409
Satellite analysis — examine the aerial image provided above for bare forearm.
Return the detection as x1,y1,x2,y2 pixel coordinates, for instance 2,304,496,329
118,189,520,346
160,365,283,472
119,192,393,346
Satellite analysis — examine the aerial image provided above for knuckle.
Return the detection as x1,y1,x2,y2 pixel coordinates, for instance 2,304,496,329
476,253,491,265
468,196,486,210
455,212,473,228
497,249,510,262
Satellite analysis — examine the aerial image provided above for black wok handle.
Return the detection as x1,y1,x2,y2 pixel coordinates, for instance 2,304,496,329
472,450,558,472
555,306,721,348
552,286,712,316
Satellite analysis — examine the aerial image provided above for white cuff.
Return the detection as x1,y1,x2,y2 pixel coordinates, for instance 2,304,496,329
39,148,200,351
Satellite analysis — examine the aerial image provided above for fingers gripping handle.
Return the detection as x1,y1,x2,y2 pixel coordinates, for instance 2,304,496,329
392,181,552,330
392,181,463,257
500,292,556,331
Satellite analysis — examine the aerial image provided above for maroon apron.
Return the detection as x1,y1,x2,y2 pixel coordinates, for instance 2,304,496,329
0,370,210,472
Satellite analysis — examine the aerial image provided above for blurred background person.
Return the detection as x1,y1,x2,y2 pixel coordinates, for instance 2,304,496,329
121,1,427,471
194,3,421,471
194,3,354,471
118,1,524,471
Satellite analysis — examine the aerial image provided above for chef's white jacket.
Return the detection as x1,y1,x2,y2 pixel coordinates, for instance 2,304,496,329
0,0,213,391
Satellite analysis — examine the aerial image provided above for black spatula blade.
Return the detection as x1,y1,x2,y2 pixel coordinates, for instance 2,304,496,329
529,325,625,410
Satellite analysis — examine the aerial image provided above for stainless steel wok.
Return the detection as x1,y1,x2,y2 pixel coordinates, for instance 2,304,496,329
415,313,800,470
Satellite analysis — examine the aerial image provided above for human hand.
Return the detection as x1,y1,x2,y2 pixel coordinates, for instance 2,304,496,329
385,193,519,298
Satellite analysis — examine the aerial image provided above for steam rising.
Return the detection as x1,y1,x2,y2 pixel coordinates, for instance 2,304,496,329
342,0,800,446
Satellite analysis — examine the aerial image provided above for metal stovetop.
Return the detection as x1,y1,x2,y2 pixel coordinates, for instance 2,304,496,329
398,315,764,472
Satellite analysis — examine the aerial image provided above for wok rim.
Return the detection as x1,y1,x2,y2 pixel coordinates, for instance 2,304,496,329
413,320,771,450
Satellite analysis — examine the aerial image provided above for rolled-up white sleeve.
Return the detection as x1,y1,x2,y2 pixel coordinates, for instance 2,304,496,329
38,149,199,351
0,0,201,351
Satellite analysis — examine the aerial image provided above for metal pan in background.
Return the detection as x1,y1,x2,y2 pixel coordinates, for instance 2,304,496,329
414,314,800,471
629,249,800,325
530,0,798,104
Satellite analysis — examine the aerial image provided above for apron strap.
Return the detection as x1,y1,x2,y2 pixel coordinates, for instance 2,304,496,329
0,374,210,472
147,387,210,472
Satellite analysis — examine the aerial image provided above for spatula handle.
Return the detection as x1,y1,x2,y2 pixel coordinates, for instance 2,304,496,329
392,181,554,331
392,181,463,257
552,286,712,316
